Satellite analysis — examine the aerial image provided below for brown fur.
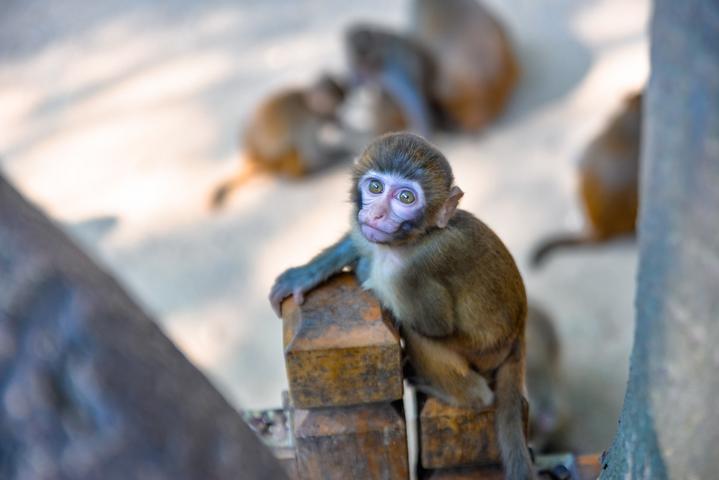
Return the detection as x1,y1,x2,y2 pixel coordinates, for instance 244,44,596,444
409,0,519,131
531,92,641,266
351,134,534,479
579,93,641,237
373,90,411,134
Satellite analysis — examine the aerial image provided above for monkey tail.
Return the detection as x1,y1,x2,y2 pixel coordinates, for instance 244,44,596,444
530,233,598,268
495,338,535,480
209,158,260,209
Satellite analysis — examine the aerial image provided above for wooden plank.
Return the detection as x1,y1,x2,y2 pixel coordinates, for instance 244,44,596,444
419,465,505,479
294,401,409,480
418,396,528,469
282,273,403,408
576,454,601,480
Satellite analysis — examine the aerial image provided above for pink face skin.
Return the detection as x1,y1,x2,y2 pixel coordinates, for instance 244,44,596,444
357,170,426,244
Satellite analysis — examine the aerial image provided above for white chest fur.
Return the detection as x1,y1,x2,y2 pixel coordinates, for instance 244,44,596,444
362,245,408,319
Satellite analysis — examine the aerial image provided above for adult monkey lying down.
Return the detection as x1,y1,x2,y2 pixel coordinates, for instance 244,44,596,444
270,133,535,480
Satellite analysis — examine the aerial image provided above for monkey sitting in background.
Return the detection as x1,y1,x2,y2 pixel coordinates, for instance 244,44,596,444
344,24,439,138
409,0,519,132
210,74,354,208
531,92,641,267
270,133,535,479
525,303,568,453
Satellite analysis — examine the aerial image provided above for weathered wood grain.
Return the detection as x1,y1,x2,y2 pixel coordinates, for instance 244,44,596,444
418,396,528,469
282,273,403,408
419,465,505,480
293,401,409,480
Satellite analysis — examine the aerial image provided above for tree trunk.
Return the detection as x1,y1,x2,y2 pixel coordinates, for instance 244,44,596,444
599,1,719,479
0,175,286,479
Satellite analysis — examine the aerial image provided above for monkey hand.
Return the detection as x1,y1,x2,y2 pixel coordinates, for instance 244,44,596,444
269,266,319,317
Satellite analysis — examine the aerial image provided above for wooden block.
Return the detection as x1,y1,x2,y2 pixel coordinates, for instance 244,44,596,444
418,396,528,469
420,465,505,479
423,453,598,480
282,273,403,408
274,446,299,480
294,401,409,480
576,454,601,480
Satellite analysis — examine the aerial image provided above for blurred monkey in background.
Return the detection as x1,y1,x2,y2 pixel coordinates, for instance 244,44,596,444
525,303,569,453
210,73,354,208
409,0,519,131
344,23,439,137
531,92,641,266
344,0,519,137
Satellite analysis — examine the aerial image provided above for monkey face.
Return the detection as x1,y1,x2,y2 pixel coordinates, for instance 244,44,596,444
357,170,425,244
352,133,462,243
345,24,389,79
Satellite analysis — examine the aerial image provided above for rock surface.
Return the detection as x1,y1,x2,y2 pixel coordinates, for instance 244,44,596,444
0,175,286,479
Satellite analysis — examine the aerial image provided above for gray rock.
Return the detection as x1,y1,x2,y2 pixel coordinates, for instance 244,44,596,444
0,174,286,480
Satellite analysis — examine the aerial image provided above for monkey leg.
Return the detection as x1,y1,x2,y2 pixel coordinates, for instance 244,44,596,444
403,327,493,408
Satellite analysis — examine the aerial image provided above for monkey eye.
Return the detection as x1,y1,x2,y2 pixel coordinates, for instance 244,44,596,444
368,179,384,194
397,190,416,204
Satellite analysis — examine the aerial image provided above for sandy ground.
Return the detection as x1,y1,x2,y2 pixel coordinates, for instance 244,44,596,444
1,0,649,453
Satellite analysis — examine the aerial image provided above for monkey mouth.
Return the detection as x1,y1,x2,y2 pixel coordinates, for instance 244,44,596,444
360,223,395,243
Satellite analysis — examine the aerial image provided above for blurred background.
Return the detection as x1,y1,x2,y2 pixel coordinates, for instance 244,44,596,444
0,0,649,454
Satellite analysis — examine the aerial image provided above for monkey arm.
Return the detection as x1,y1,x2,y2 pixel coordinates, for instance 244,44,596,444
401,277,455,337
269,233,358,316
353,256,372,285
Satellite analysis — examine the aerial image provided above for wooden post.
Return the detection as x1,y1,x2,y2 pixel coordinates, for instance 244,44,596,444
293,402,409,479
281,273,409,479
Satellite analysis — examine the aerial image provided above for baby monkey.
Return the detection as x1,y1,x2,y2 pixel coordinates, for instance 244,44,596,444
211,74,352,208
270,133,534,479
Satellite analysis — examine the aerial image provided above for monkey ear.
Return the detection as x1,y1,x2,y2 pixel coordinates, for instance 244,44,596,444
436,186,464,228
